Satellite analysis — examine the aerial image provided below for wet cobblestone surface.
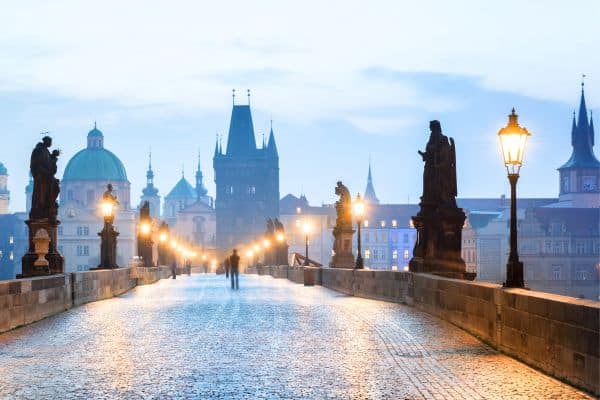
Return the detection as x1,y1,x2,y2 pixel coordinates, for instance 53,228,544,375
0,275,592,399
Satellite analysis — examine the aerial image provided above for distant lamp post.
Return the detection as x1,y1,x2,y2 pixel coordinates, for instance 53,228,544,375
97,184,119,269
498,108,531,288
352,193,366,269
137,201,154,267
157,222,170,266
302,221,312,266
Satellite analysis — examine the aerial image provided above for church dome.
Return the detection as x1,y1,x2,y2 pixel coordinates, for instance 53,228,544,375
62,124,128,182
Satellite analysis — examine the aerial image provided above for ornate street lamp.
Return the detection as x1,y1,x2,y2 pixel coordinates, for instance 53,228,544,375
302,221,311,266
157,222,170,266
498,108,531,288
137,202,154,267
352,193,366,269
97,184,119,269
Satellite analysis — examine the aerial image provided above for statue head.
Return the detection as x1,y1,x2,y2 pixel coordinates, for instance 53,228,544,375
107,183,113,192
429,120,442,135
233,249,237,255
42,136,52,147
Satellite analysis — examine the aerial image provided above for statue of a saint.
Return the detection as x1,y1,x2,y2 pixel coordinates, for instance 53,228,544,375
334,181,352,228
30,136,61,221
273,218,284,233
418,121,458,208
265,218,275,236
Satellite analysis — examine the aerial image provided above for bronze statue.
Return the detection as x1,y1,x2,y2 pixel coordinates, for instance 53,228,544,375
334,181,352,229
21,135,65,277
265,218,275,236
330,181,354,268
410,121,473,280
418,120,457,208
30,136,61,221
273,218,284,233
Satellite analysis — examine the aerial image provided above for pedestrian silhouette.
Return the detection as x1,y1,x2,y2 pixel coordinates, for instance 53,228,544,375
224,257,230,279
229,249,240,290
171,260,177,279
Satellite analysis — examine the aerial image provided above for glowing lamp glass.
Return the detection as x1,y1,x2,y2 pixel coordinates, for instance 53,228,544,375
498,108,531,175
276,233,285,243
101,202,114,217
140,223,151,235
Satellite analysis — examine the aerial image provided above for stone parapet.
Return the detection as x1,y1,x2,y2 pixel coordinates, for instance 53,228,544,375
258,265,599,395
0,275,71,333
72,268,136,306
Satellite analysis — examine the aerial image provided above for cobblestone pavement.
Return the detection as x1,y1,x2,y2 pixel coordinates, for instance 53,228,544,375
0,275,592,399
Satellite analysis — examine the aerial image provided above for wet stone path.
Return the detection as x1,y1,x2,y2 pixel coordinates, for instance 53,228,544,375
0,274,592,399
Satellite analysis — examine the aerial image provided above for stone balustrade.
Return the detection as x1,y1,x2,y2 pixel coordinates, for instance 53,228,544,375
249,265,599,395
0,265,179,335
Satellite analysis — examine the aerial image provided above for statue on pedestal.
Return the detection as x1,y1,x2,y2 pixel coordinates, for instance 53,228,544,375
137,201,154,267
272,218,288,266
330,181,355,268
95,184,120,269
410,121,474,280
20,136,65,277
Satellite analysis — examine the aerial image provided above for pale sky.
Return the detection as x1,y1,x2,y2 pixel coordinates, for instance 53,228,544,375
1,1,599,211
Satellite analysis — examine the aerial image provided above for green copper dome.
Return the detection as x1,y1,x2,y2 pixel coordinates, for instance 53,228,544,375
62,124,128,182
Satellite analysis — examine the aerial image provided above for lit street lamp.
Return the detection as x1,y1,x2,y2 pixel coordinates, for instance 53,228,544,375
97,184,119,269
352,193,366,269
137,201,154,267
157,222,170,266
302,221,311,266
498,108,531,288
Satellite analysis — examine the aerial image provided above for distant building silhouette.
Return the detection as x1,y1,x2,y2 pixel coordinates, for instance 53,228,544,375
0,162,9,214
363,162,379,204
140,151,160,219
557,82,600,207
213,95,279,252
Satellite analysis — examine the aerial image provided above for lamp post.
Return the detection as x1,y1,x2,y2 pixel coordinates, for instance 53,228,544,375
352,193,365,269
97,184,119,269
157,222,170,266
302,221,311,266
498,108,531,288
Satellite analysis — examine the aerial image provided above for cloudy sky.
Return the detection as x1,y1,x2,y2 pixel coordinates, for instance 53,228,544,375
1,1,598,211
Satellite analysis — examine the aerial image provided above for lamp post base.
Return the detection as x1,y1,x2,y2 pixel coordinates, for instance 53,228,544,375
355,255,364,269
504,259,525,288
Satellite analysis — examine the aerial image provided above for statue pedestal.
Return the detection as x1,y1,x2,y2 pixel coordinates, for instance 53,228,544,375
330,226,355,268
409,207,475,280
275,244,289,266
20,219,64,278
93,223,119,270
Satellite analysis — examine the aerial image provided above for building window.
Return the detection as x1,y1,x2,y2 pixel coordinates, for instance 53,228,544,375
248,186,256,195
403,234,409,243
227,186,234,195
391,233,397,243
576,241,585,255
392,220,397,228
296,207,302,214
575,270,588,280
76,226,90,236
409,219,414,228
553,242,561,255
9,251,13,260
76,245,90,257
391,265,398,271
403,249,409,260
380,220,386,227
364,233,370,243
552,265,561,280
392,249,398,259
9,235,13,244
364,220,369,228
364,249,371,259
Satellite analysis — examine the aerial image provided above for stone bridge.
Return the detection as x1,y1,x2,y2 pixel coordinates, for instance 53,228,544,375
0,267,597,399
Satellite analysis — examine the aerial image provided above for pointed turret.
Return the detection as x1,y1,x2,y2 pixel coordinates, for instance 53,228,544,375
267,121,278,157
590,110,595,147
560,82,600,169
364,162,380,204
213,134,220,158
225,103,257,156
195,150,208,199
140,150,160,218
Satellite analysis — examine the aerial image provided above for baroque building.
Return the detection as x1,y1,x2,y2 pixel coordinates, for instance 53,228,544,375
139,152,160,219
59,124,136,272
213,96,279,253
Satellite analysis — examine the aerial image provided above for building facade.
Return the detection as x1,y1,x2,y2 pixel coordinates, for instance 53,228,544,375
213,100,279,253
0,162,9,214
59,124,136,272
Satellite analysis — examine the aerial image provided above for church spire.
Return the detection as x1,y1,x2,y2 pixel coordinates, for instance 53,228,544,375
267,119,278,157
590,110,595,147
364,161,379,204
195,150,208,199
578,78,589,132
146,149,154,184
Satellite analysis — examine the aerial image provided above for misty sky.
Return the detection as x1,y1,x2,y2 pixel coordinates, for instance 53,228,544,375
1,1,599,212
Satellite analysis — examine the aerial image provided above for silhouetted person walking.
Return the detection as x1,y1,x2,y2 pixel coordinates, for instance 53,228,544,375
224,257,230,279
230,249,240,290
171,260,177,279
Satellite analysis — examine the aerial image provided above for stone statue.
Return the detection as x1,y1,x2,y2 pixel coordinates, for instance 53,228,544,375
330,181,354,268
103,183,119,216
334,181,352,229
410,121,473,280
21,136,65,277
30,136,61,221
418,120,457,209
265,218,275,236
273,218,284,233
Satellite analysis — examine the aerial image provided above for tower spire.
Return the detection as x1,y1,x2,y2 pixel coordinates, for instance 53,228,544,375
247,89,251,105
364,161,379,204
232,89,235,105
